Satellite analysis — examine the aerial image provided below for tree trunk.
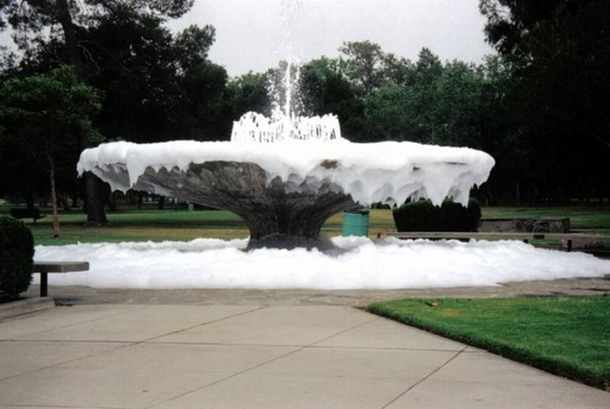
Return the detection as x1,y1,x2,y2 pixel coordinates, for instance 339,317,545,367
48,155,60,238
60,193,71,211
83,172,108,226
57,0,110,223
108,191,118,212
56,0,83,74
25,192,35,211
71,193,78,208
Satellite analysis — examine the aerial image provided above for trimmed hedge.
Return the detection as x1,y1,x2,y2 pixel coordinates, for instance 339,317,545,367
0,216,34,300
392,198,481,232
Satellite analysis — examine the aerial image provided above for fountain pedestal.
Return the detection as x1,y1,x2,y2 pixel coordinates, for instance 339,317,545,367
116,161,356,250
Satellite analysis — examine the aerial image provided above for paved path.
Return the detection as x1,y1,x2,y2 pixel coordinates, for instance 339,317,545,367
1,303,609,408
23,276,610,307
0,278,608,408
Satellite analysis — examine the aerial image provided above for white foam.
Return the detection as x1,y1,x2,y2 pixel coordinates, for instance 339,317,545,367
77,139,495,206
34,237,610,290
230,111,342,143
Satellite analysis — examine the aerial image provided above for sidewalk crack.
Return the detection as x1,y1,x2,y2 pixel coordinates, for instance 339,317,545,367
381,345,468,409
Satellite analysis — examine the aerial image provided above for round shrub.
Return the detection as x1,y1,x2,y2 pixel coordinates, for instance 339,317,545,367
393,198,482,232
0,216,34,300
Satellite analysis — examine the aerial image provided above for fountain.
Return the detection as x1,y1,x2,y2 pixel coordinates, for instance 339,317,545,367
77,1,494,250
77,117,494,250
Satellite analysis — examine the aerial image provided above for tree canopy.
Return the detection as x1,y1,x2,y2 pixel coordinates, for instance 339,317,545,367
1,2,608,209
480,0,610,201
0,65,101,235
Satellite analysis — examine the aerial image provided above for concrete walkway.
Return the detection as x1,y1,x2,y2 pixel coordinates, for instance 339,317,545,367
19,276,610,307
1,281,609,408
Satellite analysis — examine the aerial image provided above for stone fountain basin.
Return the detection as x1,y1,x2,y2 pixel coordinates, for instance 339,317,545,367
78,140,494,206
78,140,495,249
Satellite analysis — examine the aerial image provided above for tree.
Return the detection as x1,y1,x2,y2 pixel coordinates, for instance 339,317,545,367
414,48,443,85
81,14,223,143
299,57,365,141
1,0,196,224
1,1,194,54
225,72,270,120
409,48,444,141
167,24,230,140
0,65,101,237
1,1,235,217
480,0,610,201
173,24,216,70
362,86,419,142
473,55,523,204
339,40,385,95
381,53,416,87
359,48,450,145
433,61,485,147
175,59,229,140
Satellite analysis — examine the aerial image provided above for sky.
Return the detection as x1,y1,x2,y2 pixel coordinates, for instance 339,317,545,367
35,237,610,290
169,0,495,77
0,0,494,78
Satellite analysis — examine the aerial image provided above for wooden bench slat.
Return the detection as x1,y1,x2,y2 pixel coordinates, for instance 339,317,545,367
32,261,89,297
379,231,537,241
376,231,609,254
543,233,608,241
32,261,90,273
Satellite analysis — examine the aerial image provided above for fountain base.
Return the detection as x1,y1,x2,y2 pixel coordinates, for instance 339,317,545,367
104,161,356,250
245,233,337,251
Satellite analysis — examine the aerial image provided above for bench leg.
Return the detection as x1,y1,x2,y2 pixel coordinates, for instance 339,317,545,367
40,272,48,297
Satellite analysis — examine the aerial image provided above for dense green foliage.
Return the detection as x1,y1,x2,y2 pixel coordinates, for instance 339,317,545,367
1,0,608,211
367,296,610,390
479,0,610,203
0,216,34,299
0,65,102,165
392,199,482,232
0,65,102,236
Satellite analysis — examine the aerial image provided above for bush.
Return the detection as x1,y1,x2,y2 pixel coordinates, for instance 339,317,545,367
369,202,391,210
0,216,34,300
392,198,481,232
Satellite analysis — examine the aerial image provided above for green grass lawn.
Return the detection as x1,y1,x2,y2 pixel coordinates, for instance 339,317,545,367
367,296,610,390
0,205,397,246
0,206,248,245
1,203,608,246
482,206,610,233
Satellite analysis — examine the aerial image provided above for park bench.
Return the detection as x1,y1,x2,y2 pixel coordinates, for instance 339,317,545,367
10,208,45,223
377,231,539,243
376,231,608,252
32,261,89,297
544,233,609,252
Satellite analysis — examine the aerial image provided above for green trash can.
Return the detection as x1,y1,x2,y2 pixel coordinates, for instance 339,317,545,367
342,209,370,237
